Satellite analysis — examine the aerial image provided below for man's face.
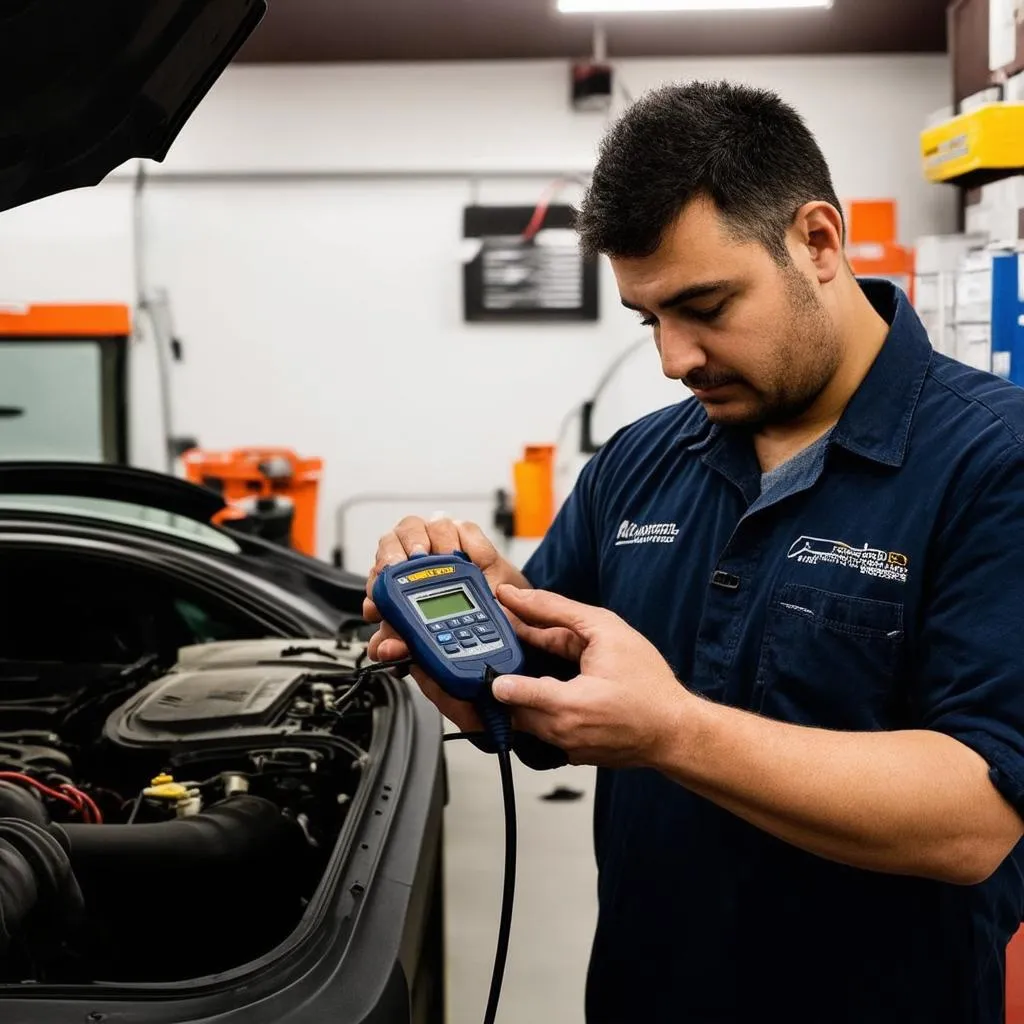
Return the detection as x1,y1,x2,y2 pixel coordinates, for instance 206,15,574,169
611,197,842,429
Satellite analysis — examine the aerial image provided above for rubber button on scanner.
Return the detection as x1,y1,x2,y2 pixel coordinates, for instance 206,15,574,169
473,624,494,636
436,632,454,643
711,570,741,591
456,628,474,640
459,637,479,649
444,645,461,654
429,622,446,633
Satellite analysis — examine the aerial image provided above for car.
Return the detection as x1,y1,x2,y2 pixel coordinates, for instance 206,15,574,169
0,461,447,1024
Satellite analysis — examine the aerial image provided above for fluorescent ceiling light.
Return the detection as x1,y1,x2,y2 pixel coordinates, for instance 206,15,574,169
558,0,832,12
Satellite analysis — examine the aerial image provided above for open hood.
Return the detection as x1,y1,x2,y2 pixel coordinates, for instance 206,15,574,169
0,0,266,214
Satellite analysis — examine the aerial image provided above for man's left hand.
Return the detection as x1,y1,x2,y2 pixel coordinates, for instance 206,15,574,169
492,585,692,768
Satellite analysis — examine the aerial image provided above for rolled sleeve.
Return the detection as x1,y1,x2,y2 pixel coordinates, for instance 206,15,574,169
918,446,1024,817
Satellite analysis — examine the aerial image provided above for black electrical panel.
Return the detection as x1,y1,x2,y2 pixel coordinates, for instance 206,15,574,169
462,204,600,323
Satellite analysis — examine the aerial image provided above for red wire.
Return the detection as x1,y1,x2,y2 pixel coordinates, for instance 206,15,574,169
522,178,568,242
0,772,102,823
65,785,103,825
0,772,80,811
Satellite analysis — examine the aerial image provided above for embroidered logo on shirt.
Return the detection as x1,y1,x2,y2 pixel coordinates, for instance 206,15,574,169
787,536,909,584
615,520,681,547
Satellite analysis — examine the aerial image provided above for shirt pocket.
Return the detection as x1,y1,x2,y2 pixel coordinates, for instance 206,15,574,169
753,583,906,730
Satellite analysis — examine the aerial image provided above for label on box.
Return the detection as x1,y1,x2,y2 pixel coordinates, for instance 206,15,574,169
994,350,1013,377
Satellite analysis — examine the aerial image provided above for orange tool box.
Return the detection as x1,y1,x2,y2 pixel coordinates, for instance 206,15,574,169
181,447,322,557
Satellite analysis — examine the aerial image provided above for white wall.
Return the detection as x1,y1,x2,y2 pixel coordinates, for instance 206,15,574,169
0,55,956,568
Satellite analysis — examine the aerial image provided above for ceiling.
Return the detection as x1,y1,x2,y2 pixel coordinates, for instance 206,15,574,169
235,0,949,63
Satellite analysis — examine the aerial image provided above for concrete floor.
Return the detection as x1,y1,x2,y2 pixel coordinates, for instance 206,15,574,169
442,732,598,1024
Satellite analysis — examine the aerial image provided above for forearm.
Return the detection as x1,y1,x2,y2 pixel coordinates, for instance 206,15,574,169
657,695,1021,885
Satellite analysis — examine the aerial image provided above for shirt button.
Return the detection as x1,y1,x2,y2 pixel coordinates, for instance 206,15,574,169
711,570,741,590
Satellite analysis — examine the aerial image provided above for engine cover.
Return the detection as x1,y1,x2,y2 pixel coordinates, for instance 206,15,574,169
103,639,357,752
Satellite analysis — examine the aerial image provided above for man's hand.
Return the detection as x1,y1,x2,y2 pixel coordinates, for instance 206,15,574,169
363,516,529,735
491,585,691,768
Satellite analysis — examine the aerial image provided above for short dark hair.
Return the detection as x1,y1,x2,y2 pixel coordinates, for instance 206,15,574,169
575,80,844,265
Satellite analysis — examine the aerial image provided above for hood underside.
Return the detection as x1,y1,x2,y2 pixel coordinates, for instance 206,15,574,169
0,0,266,213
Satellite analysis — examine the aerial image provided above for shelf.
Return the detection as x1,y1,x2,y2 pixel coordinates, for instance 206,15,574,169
921,103,1024,187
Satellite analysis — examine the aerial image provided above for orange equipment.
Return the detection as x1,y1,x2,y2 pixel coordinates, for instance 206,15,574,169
845,199,916,304
181,447,322,557
512,444,555,538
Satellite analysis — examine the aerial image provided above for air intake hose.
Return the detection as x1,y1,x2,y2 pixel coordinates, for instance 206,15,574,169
0,817,84,956
56,795,299,870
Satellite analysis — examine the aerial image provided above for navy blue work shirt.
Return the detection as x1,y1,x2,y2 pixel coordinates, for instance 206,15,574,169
521,280,1024,1023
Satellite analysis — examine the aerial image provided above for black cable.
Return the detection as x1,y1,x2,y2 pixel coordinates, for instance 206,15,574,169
485,746,517,1024
443,732,488,743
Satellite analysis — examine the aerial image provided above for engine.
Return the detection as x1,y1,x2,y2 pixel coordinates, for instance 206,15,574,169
0,637,391,984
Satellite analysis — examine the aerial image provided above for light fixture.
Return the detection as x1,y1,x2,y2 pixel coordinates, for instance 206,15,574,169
558,0,832,12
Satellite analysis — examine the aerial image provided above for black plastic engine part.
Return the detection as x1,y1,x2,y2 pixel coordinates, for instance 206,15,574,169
0,818,84,957
105,665,307,748
0,780,50,827
57,794,300,870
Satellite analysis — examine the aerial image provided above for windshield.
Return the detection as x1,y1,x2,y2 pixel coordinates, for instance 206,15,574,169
0,494,241,554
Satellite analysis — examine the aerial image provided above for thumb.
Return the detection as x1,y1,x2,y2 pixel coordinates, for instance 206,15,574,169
491,674,562,711
454,520,501,569
496,585,604,639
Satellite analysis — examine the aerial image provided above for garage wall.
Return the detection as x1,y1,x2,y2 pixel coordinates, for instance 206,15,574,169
1,54,956,568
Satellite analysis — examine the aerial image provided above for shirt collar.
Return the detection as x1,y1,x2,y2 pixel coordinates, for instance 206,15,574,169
677,279,932,469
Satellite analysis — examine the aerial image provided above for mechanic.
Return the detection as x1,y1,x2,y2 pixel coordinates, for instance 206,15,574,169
365,81,1024,1023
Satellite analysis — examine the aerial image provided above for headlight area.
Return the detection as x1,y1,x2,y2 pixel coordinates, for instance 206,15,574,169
0,637,394,986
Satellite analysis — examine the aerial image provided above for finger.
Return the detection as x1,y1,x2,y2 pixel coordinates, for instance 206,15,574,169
369,621,407,662
375,635,411,663
393,516,432,558
367,532,415,596
362,597,382,623
453,520,501,570
511,619,583,662
411,668,484,733
496,585,606,640
491,673,565,713
426,517,462,554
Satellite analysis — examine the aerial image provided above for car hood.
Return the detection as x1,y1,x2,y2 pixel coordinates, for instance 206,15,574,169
0,0,266,214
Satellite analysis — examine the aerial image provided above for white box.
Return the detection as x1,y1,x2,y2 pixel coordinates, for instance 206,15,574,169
965,178,1024,244
956,251,995,325
914,273,957,315
1006,70,1024,103
920,308,958,358
990,0,1019,72
955,323,993,372
915,234,986,275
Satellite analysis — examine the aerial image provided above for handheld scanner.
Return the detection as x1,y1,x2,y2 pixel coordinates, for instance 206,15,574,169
372,552,524,703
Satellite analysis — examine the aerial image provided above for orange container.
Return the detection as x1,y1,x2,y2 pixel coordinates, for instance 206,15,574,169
846,200,916,304
513,445,555,538
1008,926,1024,1022
181,447,322,557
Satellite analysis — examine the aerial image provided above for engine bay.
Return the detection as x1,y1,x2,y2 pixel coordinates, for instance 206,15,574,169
0,636,395,985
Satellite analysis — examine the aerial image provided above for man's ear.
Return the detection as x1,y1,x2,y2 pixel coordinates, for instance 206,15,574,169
790,201,844,285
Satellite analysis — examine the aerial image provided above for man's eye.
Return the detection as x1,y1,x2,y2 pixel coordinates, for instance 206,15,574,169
688,302,727,323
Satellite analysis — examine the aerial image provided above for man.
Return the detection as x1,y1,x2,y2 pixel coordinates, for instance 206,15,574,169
365,81,1024,1022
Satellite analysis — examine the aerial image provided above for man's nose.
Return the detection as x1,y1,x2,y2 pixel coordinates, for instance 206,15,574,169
657,323,707,382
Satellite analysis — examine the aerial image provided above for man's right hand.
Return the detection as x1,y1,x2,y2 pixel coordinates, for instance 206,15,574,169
363,516,530,733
